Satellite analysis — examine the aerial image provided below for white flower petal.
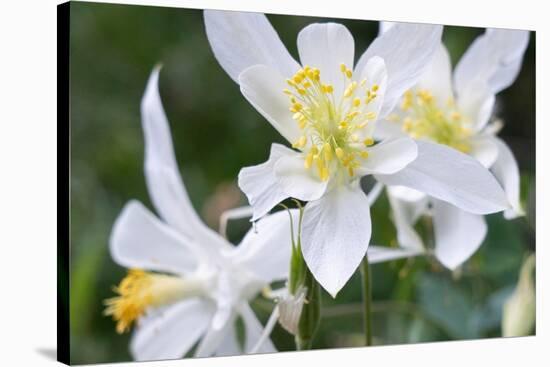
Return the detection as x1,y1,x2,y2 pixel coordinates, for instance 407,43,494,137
301,185,372,297
388,185,427,203
130,299,214,361
274,153,329,201
456,81,495,132
378,21,396,34
235,209,298,283
141,67,230,255
239,65,303,144
368,245,424,264
110,201,197,275
432,199,487,269
356,23,443,117
454,29,530,95
373,119,408,140
214,324,241,356
194,310,237,358
204,10,299,82
240,303,277,354
375,140,509,214
357,137,418,175
491,137,524,219
469,135,499,168
238,143,294,221
357,57,388,133
416,43,453,102
387,187,429,251
297,23,354,97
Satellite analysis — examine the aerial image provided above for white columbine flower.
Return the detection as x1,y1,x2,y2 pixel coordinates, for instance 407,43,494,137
204,11,509,297
105,67,297,361
371,24,529,269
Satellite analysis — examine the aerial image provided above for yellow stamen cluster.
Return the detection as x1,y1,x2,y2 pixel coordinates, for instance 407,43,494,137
284,64,379,181
399,89,473,153
104,269,192,334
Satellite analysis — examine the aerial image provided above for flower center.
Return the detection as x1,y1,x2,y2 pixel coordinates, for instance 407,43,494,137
104,269,205,334
284,64,378,181
394,89,473,153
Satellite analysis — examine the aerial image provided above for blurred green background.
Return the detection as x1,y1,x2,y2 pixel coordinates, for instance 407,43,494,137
68,1,536,364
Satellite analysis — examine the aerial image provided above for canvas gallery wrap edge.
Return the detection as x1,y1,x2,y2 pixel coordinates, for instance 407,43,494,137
58,1,535,365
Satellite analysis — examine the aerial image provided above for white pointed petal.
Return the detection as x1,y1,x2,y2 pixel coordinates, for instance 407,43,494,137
356,23,443,117
378,21,396,34
416,43,453,102
240,303,277,354
141,67,230,255
235,209,299,283
375,140,509,214
456,81,495,132
239,65,302,144
214,324,241,356
388,185,428,203
491,137,524,219
358,137,418,175
274,154,329,201
302,185,372,297
373,119,407,140
194,310,237,358
358,57,388,129
454,29,530,95
110,201,197,275
130,299,214,361
432,199,487,269
387,187,429,251
297,23,354,97
469,135,499,168
238,143,294,221
204,10,299,82
368,245,424,264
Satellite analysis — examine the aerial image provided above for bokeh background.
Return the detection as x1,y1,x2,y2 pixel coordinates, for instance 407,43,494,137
67,2,536,364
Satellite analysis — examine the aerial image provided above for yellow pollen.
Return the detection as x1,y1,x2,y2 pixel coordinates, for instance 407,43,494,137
323,142,333,162
282,63,381,181
292,135,307,149
365,111,377,120
104,269,194,334
360,151,369,159
304,152,313,169
322,84,334,94
320,166,330,181
363,138,374,146
399,88,473,153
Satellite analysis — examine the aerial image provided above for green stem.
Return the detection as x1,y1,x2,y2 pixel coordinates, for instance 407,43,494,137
295,267,320,350
361,255,373,346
